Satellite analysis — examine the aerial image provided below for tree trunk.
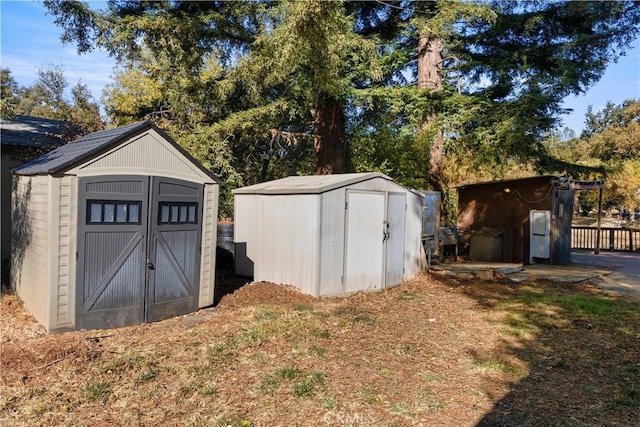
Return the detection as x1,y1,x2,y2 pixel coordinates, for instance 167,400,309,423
417,35,444,194
313,92,346,175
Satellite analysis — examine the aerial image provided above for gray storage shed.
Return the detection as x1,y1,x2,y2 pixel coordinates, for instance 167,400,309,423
234,173,424,297
11,121,219,332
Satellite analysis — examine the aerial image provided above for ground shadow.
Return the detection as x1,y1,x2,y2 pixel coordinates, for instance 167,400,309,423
450,280,639,426
213,246,251,306
5,178,33,294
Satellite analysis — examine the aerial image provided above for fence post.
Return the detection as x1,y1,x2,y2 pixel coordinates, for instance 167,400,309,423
608,229,614,250
595,188,603,254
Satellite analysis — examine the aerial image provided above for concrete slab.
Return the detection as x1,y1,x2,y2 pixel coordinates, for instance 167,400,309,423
430,262,522,280
510,264,606,284
429,251,639,298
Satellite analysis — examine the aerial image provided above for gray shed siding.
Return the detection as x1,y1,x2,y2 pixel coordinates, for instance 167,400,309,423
235,194,321,296
198,183,219,307
12,175,50,327
316,179,423,294
234,173,424,297
54,175,76,328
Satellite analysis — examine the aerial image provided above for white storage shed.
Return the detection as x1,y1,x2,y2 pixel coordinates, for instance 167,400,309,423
11,121,219,332
233,173,424,297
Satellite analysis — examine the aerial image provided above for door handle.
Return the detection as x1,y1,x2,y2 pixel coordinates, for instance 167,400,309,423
383,221,390,242
147,259,155,270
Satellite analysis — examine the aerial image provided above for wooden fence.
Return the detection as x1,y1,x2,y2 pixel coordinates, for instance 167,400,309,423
571,226,640,252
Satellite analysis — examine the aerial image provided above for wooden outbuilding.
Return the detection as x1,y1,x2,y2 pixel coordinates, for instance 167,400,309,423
11,121,219,332
457,176,574,264
233,173,424,297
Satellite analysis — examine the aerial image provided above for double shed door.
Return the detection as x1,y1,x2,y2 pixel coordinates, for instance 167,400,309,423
76,175,203,330
344,190,406,293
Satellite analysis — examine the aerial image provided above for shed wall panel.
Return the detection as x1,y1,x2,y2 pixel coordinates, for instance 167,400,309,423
54,175,74,328
46,176,61,329
198,183,218,308
404,191,424,279
318,189,348,296
12,175,50,328
254,194,320,296
234,196,258,277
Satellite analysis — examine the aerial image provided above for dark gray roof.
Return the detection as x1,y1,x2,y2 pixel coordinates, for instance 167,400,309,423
12,121,219,182
1,115,72,149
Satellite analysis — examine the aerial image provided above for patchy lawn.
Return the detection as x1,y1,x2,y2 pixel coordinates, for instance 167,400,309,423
1,274,639,426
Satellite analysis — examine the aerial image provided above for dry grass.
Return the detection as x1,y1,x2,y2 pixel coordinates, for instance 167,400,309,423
1,276,639,426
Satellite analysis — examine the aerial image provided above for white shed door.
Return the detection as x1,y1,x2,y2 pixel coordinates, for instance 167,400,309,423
385,193,406,288
344,191,385,293
530,210,551,262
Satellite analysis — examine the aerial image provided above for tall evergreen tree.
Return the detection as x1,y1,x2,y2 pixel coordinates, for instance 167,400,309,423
46,0,640,220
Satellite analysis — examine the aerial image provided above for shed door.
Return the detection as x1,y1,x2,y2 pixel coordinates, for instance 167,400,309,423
385,193,406,288
77,176,202,330
344,191,385,293
146,177,202,322
76,176,149,330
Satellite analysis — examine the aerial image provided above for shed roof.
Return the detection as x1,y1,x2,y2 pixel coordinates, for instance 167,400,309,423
234,172,400,195
12,120,218,181
1,115,76,149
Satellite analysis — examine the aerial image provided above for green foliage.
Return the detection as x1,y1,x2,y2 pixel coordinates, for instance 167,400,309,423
0,68,19,118
584,99,640,163
7,63,103,132
44,0,640,218
536,99,640,211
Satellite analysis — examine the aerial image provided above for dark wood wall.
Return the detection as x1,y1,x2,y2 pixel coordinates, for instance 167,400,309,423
457,176,573,264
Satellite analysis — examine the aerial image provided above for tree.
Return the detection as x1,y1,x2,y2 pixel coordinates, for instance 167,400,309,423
348,0,640,222
46,0,640,223
582,99,640,210
583,99,640,162
0,68,19,118
12,63,103,132
247,0,381,174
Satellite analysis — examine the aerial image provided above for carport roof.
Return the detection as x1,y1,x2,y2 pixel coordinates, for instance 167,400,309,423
12,120,218,181
233,172,395,195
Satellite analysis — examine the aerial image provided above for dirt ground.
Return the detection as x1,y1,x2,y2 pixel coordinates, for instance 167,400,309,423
1,274,639,426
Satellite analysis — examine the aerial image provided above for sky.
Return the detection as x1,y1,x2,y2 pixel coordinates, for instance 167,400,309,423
1,0,639,135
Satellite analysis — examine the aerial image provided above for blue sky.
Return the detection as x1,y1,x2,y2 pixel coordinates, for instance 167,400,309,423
1,0,639,134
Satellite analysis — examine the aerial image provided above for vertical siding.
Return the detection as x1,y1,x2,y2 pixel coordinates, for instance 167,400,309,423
234,196,257,277
54,176,74,328
319,179,424,296
12,175,50,328
318,188,348,296
255,194,320,296
404,191,424,279
198,183,218,307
